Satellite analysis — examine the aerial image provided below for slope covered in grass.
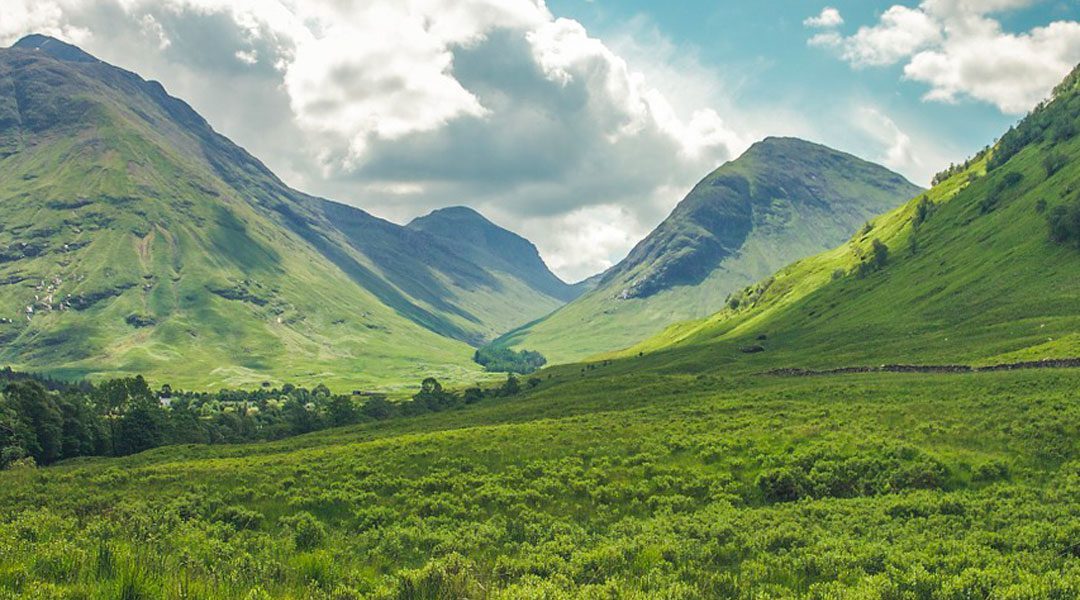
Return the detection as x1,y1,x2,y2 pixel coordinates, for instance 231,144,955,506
627,68,1080,370
495,138,922,364
0,36,572,389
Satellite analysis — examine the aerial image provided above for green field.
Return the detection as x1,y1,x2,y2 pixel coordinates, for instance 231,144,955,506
0,363,1077,598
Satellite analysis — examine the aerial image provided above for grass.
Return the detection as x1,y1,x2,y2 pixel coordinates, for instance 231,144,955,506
0,366,1076,598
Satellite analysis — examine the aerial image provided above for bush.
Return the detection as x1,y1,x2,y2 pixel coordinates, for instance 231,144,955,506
1043,151,1068,177
757,468,810,503
387,554,484,600
856,239,889,277
1048,200,1080,247
214,505,263,530
280,512,326,550
913,195,932,226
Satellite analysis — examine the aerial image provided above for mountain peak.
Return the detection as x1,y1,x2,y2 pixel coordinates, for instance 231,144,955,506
746,136,841,158
409,206,579,302
414,206,491,225
11,34,99,63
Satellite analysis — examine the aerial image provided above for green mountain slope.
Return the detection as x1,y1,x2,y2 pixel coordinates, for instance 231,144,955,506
629,67,1080,370
0,36,570,389
496,138,923,363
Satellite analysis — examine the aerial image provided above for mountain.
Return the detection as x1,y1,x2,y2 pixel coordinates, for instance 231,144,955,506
494,138,923,363
407,206,580,304
627,65,1080,369
0,35,572,389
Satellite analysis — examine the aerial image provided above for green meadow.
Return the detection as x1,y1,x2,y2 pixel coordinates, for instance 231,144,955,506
0,364,1077,598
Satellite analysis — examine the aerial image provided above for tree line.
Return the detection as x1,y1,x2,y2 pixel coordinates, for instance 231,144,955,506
0,369,530,469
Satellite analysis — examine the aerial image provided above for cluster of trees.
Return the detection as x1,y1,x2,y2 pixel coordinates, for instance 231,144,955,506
931,148,990,186
1049,197,1080,248
0,371,528,468
725,277,775,311
473,345,547,374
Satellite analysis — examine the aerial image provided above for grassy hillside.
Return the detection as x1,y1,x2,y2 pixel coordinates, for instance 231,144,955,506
0,36,571,389
496,138,922,364
627,68,1080,370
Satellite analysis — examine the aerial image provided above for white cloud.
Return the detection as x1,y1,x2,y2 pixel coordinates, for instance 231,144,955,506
810,1,1080,114
519,204,645,280
0,0,89,46
856,107,918,173
804,8,844,29
825,6,943,67
905,19,1080,113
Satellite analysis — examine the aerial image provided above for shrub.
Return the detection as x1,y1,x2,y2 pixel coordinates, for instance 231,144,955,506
1048,200,1080,247
1043,151,1068,177
913,195,932,226
856,239,889,277
281,512,326,550
214,505,263,530
388,553,484,600
756,468,809,503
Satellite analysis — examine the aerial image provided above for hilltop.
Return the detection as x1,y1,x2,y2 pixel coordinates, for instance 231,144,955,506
494,137,922,363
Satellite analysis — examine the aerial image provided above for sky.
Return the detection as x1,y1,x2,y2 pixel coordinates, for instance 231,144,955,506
3,1,1080,281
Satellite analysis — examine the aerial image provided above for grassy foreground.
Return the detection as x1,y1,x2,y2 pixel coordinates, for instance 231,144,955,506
0,363,1076,598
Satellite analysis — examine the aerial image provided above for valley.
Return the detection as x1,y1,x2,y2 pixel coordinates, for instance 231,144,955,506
0,20,1078,600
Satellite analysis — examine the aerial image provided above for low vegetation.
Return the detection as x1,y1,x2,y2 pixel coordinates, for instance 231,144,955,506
0,367,1076,598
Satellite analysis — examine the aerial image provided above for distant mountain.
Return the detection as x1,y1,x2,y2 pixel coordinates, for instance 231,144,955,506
0,35,572,388
628,65,1080,368
495,137,923,363
407,206,580,303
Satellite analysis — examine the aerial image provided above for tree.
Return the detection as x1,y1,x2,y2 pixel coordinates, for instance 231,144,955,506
327,395,358,427
857,239,889,277
360,395,393,420
3,381,63,465
1048,201,1080,247
284,397,318,435
913,195,932,226
0,401,33,469
499,374,521,397
463,388,483,404
420,377,442,395
114,397,165,456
